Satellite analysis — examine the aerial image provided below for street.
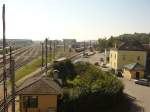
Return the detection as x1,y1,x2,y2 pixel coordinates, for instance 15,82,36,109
122,79,150,112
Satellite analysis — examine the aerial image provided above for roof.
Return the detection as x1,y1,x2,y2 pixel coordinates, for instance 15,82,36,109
124,63,145,71
16,76,62,95
111,39,145,51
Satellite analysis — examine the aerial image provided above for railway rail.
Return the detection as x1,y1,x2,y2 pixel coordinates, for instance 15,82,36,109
0,52,82,111
0,45,42,81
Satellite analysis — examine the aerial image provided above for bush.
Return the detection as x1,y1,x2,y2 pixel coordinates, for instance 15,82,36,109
52,59,76,84
60,63,124,112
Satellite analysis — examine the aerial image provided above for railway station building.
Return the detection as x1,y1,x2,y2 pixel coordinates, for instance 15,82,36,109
17,76,62,112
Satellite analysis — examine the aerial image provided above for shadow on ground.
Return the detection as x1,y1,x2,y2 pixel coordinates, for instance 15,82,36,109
108,94,144,112
126,94,144,112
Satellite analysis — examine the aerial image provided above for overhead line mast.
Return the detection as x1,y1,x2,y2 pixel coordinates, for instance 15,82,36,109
2,4,8,112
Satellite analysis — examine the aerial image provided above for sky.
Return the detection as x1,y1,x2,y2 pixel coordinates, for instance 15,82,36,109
0,0,150,41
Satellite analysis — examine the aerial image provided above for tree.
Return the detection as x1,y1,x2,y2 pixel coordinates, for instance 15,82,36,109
61,63,124,112
52,59,76,83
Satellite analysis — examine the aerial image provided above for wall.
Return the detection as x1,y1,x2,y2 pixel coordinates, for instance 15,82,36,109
123,69,144,79
20,95,58,112
123,69,132,79
131,70,144,79
109,49,118,70
110,49,147,70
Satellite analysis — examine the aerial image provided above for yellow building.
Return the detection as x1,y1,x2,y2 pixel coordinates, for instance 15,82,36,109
123,63,145,79
17,76,62,112
109,40,147,74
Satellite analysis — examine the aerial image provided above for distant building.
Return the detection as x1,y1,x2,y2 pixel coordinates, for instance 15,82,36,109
63,39,76,48
0,39,33,48
17,76,62,112
109,40,147,78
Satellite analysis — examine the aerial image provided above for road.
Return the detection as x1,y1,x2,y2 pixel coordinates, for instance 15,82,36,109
122,79,150,112
77,51,150,112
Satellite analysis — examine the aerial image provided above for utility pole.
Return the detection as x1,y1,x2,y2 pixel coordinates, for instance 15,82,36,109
49,40,52,61
9,46,15,112
41,43,44,67
10,58,16,112
90,40,91,48
63,40,65,52
2,4,8,112
9,46,12,76
83,41,85,55
45,38,48,75
53,40,56,59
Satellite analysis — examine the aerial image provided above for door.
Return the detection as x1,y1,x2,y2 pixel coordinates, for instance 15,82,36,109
136,72,140,79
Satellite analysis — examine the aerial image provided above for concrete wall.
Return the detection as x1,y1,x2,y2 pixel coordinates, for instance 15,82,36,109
20,95,58,112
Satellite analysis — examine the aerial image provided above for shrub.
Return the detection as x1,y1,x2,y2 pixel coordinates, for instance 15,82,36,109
61,63,124,112
52,59,76,83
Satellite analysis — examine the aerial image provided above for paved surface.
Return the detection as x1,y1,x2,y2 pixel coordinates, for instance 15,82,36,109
74,51,101,64
122,79,150,112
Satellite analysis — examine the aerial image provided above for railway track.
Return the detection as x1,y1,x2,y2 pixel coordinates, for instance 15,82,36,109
0,52,82,111
0,44,42,81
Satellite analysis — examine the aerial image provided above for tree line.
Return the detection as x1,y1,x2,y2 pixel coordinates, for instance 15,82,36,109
98,33,150,51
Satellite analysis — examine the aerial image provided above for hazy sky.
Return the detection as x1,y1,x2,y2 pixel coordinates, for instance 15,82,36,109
0,0,150,41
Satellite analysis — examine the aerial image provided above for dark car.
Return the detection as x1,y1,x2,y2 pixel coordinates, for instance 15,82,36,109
94,62,99,66
135,79,150,87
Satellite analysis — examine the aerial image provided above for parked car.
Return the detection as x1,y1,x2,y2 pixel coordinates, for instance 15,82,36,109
135,79,150,86
101,63,107,68
94,62,99,66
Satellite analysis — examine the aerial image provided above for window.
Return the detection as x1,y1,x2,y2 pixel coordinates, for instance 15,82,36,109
137,56,140,61
23,96,38,108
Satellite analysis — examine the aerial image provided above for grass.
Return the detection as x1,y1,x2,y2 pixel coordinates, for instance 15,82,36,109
15,57,42,82
14,47,75,82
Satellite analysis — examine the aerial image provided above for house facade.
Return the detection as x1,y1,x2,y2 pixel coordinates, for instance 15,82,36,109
123,63,145,79
17,76,62,112
109,40,147,76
